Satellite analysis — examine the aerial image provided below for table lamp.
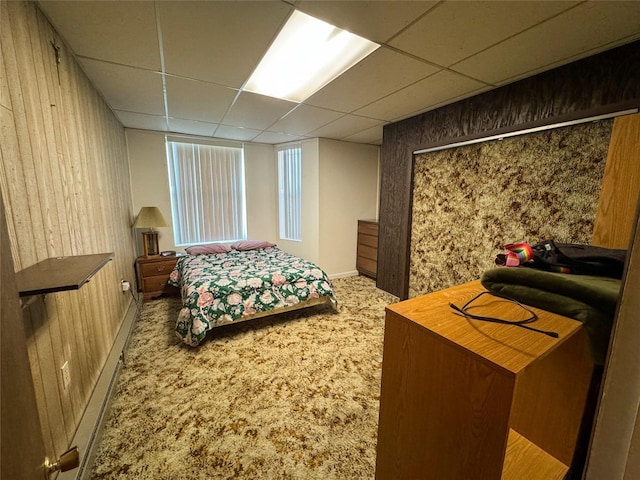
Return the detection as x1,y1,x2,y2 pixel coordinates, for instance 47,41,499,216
133,206,168,257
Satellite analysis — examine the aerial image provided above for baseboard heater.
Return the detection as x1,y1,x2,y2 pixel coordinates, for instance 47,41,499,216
58,297,140,480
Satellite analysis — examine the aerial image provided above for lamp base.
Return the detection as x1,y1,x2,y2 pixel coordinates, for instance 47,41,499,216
141,231,160,257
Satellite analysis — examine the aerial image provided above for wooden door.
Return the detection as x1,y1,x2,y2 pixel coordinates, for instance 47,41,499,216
1,194,46,478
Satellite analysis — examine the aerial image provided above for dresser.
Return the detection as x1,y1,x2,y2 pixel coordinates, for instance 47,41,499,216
356,219,378,278
135,255,180,302
376,280,593,479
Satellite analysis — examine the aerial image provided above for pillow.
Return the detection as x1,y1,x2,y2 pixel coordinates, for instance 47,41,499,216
231,240,276,251
185,243,232,255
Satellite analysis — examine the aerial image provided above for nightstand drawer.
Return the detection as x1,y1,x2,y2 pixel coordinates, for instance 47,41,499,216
142,275,175,293
140,259,176,277
135,255,180,302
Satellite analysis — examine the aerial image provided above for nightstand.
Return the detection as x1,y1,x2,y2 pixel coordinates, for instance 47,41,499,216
135,255,180,302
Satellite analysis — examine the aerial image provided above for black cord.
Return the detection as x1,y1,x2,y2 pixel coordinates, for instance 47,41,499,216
449,291,559,338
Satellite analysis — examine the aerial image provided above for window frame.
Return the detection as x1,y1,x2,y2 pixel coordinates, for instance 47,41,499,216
276,143,302,242
166,137,247,247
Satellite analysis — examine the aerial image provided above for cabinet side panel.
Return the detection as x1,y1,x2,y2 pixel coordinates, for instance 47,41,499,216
376,311,515,479
511,328,593,466
592,113,640,249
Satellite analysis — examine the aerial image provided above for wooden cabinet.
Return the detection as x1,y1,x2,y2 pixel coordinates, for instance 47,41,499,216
135,255,179,302
376,280,593,480
357,219,378,278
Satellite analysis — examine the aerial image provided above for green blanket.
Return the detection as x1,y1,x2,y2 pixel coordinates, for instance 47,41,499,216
481,268,621,365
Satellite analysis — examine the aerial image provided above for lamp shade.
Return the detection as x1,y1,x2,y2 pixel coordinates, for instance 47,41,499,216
133,207,168,229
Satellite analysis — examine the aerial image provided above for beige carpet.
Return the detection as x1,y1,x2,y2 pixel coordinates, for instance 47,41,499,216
90,275,396,479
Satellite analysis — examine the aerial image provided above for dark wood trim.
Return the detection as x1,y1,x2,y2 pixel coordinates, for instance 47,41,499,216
413,102,638,155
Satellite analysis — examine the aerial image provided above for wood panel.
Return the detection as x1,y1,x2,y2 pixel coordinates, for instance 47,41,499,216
376,281,592,479
592,113,640,249
510,328,592,465
378,41,640,298
0,0,135,464
1,193,47,480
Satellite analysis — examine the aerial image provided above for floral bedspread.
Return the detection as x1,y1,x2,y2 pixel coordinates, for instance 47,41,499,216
168,247,337,346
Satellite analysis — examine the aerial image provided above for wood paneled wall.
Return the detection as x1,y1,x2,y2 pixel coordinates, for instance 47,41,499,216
378,41,640,299
0,0,135,462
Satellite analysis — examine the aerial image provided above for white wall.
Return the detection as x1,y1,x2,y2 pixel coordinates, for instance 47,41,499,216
126,129,278,255
126,129,380,277
318,139,379,277
243,142,278,242
127,129,175,255
277,139,320,264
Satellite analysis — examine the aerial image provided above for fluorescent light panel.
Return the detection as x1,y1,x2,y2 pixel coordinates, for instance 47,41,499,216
245,10,379,103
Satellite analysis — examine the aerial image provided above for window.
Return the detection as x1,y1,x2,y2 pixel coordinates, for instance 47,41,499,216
277,145,302,241
166,139,246,246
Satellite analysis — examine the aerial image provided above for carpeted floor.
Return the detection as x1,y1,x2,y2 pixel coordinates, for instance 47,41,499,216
90,275,397,479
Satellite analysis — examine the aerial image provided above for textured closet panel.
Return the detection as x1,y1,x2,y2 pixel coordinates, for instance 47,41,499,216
378,41,640,298
409,120,612,298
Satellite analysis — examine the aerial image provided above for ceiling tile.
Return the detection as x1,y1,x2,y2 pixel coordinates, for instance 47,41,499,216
168,118,217,137
389,0,579,67
252,131,307,144
354,70,486,121
214,125,263,142
165,76,237,124
304,47,440,113
296,1,438,43
269,104,344,136
158,1,291,87
37,0,639,147
115,111,168,132
343,125,384,145
79,59,165,115
306,114,383,140
452,1,640,86
39,1,161,70
222,92,297,130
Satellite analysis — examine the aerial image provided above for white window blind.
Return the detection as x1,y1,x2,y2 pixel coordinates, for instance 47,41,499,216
167,139,246,246
277,145,302,241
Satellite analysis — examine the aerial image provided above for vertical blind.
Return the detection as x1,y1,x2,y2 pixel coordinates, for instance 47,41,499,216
277,145,302,241
167,140,246,245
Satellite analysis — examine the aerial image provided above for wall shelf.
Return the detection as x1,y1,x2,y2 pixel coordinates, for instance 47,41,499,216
16,253,114,297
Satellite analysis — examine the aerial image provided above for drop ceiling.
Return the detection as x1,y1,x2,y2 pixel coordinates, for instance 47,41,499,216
38,1,640,146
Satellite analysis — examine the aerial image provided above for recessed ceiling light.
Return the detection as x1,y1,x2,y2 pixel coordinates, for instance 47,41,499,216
244,10,379,103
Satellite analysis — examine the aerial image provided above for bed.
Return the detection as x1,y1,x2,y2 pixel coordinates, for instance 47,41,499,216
168,245,338,346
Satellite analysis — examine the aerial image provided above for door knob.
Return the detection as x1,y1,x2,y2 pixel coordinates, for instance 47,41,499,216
45,446,80,476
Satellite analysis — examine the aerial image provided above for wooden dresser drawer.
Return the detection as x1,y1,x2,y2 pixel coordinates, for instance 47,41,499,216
358,221,379,237
357,219,379,279
358,243,377,261
142,275,174,293
140,259,176,277
357,256,377,277
358,232,378,249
